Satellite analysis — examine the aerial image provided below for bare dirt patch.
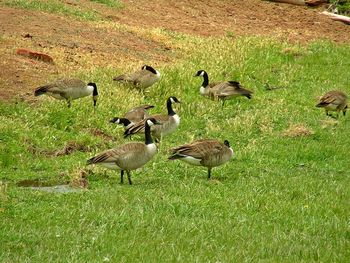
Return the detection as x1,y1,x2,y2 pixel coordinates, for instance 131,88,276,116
0,0,349,102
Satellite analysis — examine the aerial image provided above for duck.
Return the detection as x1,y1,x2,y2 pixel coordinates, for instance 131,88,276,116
87,118,161,185
168,139,234,179
194,70,252,105
123,96,180,142
316,90,348,118
34,78,98,108
113,65,161,90
110,104,154,130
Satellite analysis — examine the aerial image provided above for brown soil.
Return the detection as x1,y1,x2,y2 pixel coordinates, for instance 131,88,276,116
0,0,349,102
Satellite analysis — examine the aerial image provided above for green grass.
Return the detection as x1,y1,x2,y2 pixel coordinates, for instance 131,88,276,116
4,0,101,21
89,0,124,8
330,0,350,15
1,32,350,261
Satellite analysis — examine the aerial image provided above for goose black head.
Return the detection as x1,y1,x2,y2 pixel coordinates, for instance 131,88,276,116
142,65,157,75
194,70,206,77
110,117,131,126
146,117,161,126
224,140,231,147
87,82,98,107
169,96,181,104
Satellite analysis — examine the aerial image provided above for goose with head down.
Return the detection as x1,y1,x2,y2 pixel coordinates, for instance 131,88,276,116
113,65,161,90
316,90,348,118
110,104,155,131
34,78,98,108
168,139,234,179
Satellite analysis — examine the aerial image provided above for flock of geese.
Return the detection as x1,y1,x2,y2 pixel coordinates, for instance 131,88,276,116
34,65,348,185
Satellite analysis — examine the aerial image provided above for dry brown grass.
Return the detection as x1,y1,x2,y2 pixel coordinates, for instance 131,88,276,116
282,123,315,137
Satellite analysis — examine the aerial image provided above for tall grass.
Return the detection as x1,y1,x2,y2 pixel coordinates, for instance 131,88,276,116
1,31,350,262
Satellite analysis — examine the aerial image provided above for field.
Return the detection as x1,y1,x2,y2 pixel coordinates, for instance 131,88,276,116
1,1,350,262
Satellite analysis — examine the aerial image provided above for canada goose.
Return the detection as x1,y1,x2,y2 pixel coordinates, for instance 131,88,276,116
124,96,180,142
113,65,161,90
34,78,98,108
168,139,234,179
194,70,252,105
110,104,154,130
87,118,161,185
316,90,348,118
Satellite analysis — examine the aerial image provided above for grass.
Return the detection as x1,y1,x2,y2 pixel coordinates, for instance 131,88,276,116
330,0,350,15
90,0,124,8
1,21,350,263
4,0,101,21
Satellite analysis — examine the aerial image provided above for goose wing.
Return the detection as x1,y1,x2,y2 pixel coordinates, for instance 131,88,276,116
317,91,347,107
87,143,144,165
124,105,154,123
216,81,252,98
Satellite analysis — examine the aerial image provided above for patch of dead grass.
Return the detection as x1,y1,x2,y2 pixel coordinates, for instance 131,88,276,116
282,123,315,137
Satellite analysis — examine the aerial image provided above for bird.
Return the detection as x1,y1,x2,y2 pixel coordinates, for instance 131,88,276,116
168,139,234,179
87,118,161,185
316,90,348,118
113,65,161,90
123,96,180,142
110,104,154,130
194,70,252,105
34,78,98,108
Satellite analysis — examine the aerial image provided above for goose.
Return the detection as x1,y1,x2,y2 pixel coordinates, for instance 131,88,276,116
316,90,348,118
34,78,98,108
123,96,180,142
168,139,234,179
110,104,154,130
87,118,161,185
194,70,252,105
113,65,161,90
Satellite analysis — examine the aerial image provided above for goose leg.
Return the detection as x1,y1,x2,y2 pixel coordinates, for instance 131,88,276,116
120,170,124,184
127,171,132,185
222,99,225,107
67,99,72,108
208,168,212,179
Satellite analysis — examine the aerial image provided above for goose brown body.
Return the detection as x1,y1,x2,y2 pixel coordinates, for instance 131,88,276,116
87,118,160,185
124,104,154,123
169,139,234,178
113,65,160,90
195,70,252,105
316,90,348,118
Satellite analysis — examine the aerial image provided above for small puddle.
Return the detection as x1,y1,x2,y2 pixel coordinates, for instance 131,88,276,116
16,179,83,193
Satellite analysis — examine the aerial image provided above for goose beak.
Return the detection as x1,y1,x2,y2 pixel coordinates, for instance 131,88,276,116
154,120,162,125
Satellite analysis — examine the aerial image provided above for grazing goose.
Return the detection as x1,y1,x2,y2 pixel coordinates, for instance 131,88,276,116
34,78,98,108
316,90,348,118
87,118,160,185
124,97,180,142
113,65,161,90
110,104,154,130
194,70,252,105
168,139,234,179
